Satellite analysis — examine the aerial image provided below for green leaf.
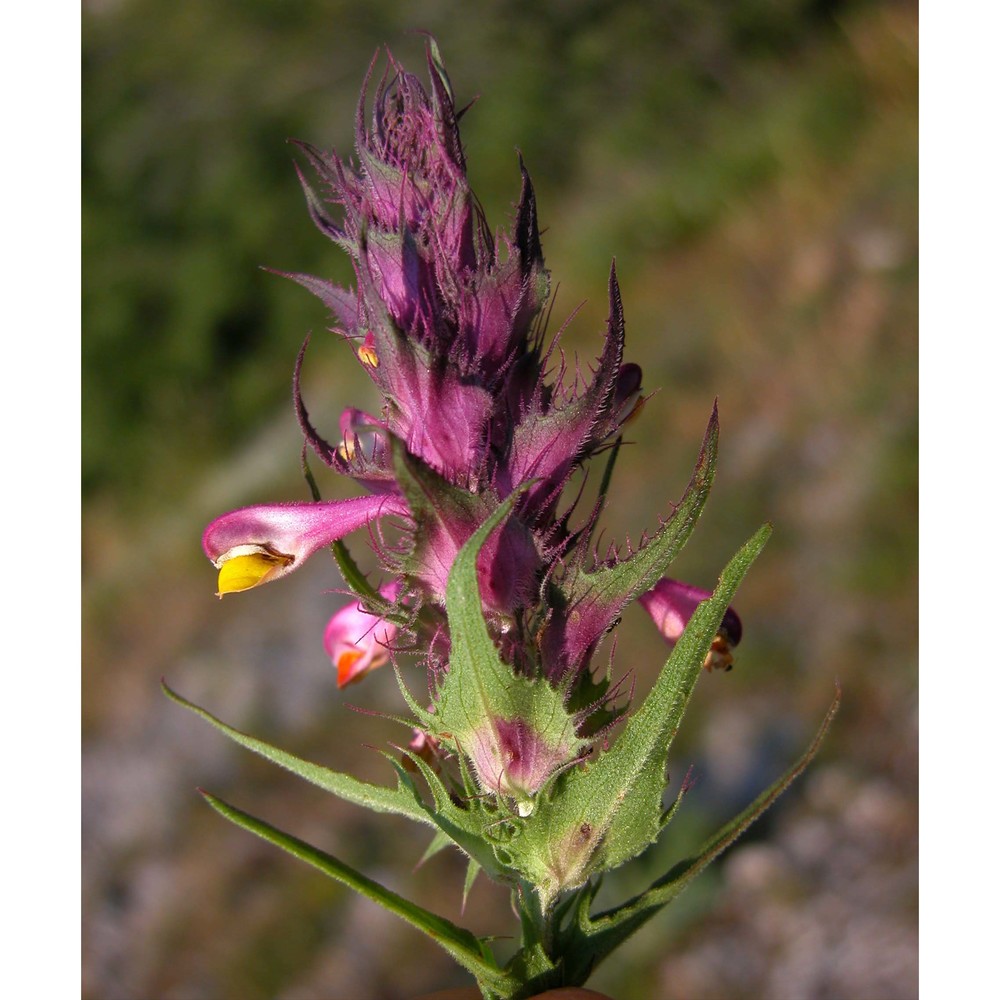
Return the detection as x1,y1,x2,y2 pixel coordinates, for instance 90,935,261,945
502,883,562,995
660,767,694,830
440,495,529,718
463,857,482,910
560,687,841,980
560,404,718,612
390,661,437,730
519,524,772,904
199,790,516,995
167,682,531,899
332,538,381,603
434,492,585,813
385,750,514,883
581,524,772,867
417,829,454,868
162,681,431,827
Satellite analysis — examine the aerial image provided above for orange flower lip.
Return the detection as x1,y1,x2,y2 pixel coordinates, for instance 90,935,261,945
336,649,367,688
325,581,402,688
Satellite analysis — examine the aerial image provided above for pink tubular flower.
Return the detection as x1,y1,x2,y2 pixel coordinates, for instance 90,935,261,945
202,494,409,596
324,582,402,688
638,577,743,672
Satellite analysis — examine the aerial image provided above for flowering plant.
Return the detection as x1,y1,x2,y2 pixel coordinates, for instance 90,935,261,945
166,40,836,999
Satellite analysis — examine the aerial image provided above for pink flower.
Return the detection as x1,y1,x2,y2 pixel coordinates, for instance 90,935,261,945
324,582,402,688
203,495,409,596
638,577,743,672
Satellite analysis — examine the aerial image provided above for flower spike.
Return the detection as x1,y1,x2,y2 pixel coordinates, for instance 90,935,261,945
181,40,836,1000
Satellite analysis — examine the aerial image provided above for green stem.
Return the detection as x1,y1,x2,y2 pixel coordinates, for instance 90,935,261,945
518,882,549,953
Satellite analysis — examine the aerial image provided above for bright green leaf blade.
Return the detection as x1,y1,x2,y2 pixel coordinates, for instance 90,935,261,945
199,790,514,993
462,857,482,910
383,752,515,883
563,687,841,979
163,681,431,827
329,539,408,625
443,492,522,710
561,404,719,617
391,661,436,729
435,488,585,816
417,829,454,868
388,748,452,814
522,524,772,896
332,538,381,604
659,767,694,830
595,522,773,869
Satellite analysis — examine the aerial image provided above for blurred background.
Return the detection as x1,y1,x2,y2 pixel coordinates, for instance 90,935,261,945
83,1,917,997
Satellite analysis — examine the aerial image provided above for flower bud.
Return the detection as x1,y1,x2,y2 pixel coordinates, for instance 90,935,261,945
466,717,578,816
324,582,402,688
638,577,743,672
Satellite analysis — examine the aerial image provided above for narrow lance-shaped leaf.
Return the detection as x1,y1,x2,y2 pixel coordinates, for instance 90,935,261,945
417,829,454,868
585,524,772,868
198,790,516,997
385,749,515,883
463,858,482,911
543,404,719,676
163,682,431,828
170,681,522,974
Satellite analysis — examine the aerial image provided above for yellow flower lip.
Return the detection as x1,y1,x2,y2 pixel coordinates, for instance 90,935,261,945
214,545,294,597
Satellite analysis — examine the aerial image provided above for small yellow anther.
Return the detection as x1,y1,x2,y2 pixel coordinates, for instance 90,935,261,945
337,435,357,461
358,343,379,368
